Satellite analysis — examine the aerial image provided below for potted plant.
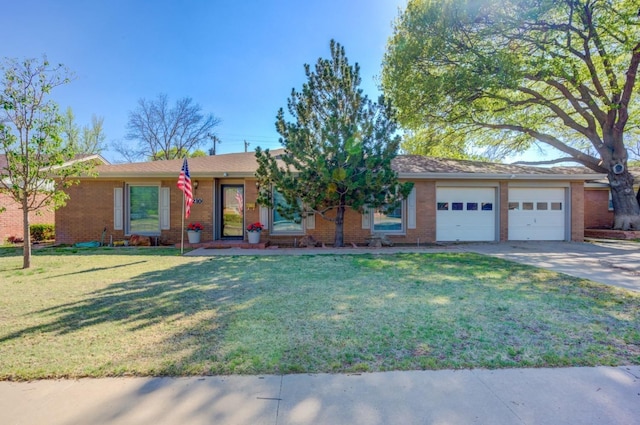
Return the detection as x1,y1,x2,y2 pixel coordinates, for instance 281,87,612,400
187,222,203,244
246,222,264,244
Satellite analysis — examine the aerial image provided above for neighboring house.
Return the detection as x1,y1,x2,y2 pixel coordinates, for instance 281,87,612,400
583,167,640,230
55,151,605,246
1,154,108,242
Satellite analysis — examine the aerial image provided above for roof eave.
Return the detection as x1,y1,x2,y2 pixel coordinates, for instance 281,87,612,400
397,172,606,181
89,171,258,179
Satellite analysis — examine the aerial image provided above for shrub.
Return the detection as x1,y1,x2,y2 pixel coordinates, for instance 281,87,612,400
30,224,55,242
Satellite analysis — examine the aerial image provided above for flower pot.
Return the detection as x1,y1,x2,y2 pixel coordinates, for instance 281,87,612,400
187,230,201,244
247,231,261,244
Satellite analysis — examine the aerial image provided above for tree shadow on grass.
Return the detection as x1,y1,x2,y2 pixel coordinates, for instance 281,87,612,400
0,256,277,376
2,253,639,379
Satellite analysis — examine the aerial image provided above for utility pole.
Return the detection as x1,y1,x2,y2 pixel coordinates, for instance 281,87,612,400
208,134,220,155
244,140,250,152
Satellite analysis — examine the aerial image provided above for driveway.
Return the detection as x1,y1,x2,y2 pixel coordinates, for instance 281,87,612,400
458,240,640,292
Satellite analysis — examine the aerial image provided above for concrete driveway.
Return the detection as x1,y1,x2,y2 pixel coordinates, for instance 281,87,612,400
458,240,640,292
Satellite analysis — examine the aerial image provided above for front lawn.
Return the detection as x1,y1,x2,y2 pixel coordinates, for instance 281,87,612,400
0,248,638,380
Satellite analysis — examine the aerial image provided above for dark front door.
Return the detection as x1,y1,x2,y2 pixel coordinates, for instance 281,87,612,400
221,185,244,238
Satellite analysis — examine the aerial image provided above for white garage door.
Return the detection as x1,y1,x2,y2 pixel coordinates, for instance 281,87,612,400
508,188,566,241
436,187,496,241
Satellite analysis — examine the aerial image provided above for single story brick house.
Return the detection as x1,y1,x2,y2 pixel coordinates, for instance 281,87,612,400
55,151,608,246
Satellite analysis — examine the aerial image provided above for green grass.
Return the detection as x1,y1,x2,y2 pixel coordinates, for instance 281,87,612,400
0,248,639,380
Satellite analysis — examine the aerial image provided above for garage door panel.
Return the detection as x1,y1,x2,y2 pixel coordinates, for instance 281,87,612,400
436,188,496,242
508,188,566,241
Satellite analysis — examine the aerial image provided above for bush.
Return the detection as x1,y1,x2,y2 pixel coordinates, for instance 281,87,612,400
30,224,55,242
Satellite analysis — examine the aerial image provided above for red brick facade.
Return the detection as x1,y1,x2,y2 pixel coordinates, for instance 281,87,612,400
584,188,613,229
570,182,585,242
56,178,589,246
1,192,55,242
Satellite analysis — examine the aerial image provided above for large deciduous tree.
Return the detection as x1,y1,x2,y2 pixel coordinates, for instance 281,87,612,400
0,57,97,269
383,0,640,229
255,40,413,247
116,93,220,161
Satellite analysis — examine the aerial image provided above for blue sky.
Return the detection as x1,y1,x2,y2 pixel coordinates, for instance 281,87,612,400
2,0,407,162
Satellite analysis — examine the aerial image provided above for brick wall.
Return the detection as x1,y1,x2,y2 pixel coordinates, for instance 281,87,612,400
499,182,509,241
570,182,585,242
56,180,125,245
584,188,613,229
55,177,593,246
263,180,437,246
1,192,55,242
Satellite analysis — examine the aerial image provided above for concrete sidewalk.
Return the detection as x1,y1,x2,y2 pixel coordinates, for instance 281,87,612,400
1,366,638,425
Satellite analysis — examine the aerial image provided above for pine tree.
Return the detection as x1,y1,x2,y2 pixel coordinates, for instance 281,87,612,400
255,40,413,247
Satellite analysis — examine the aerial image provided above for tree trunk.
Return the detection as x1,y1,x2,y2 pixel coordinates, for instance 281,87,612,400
609,170,640,230
22,199,31,269
333,204,345,247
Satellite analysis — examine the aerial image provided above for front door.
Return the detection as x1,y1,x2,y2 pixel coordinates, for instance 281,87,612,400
221,185,244,238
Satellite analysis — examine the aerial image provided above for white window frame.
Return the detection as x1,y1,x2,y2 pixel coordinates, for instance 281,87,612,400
125,184,162,236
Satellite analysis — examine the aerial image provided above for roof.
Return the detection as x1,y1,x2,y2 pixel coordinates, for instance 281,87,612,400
393,155,603,180
86,151,607,181
1,154,109,175
92,151,266,178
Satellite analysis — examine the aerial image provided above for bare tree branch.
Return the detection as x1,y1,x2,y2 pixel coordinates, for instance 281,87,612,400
121,93,221,161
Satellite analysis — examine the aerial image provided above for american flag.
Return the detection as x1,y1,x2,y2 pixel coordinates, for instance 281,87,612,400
177,158,194,218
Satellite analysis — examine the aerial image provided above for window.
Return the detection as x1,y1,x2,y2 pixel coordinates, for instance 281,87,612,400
466,202,478,211
481,202,493,211
373,202,404,233
437,202,449,211
551,202,563,211
522,202,534,211
452,202,463,211
272,189,304,234
537,202,548,210
508,202,519,210
127,185,160,235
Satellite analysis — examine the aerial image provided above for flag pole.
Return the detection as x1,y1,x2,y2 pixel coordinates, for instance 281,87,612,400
180,189,185,255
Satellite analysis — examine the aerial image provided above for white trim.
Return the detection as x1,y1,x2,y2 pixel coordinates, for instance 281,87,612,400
113,187,123,230
399,172,604,181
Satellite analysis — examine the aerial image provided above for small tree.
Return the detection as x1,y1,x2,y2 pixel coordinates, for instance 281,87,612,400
0,57,97,268
255,40,413,247
116,93,220,161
